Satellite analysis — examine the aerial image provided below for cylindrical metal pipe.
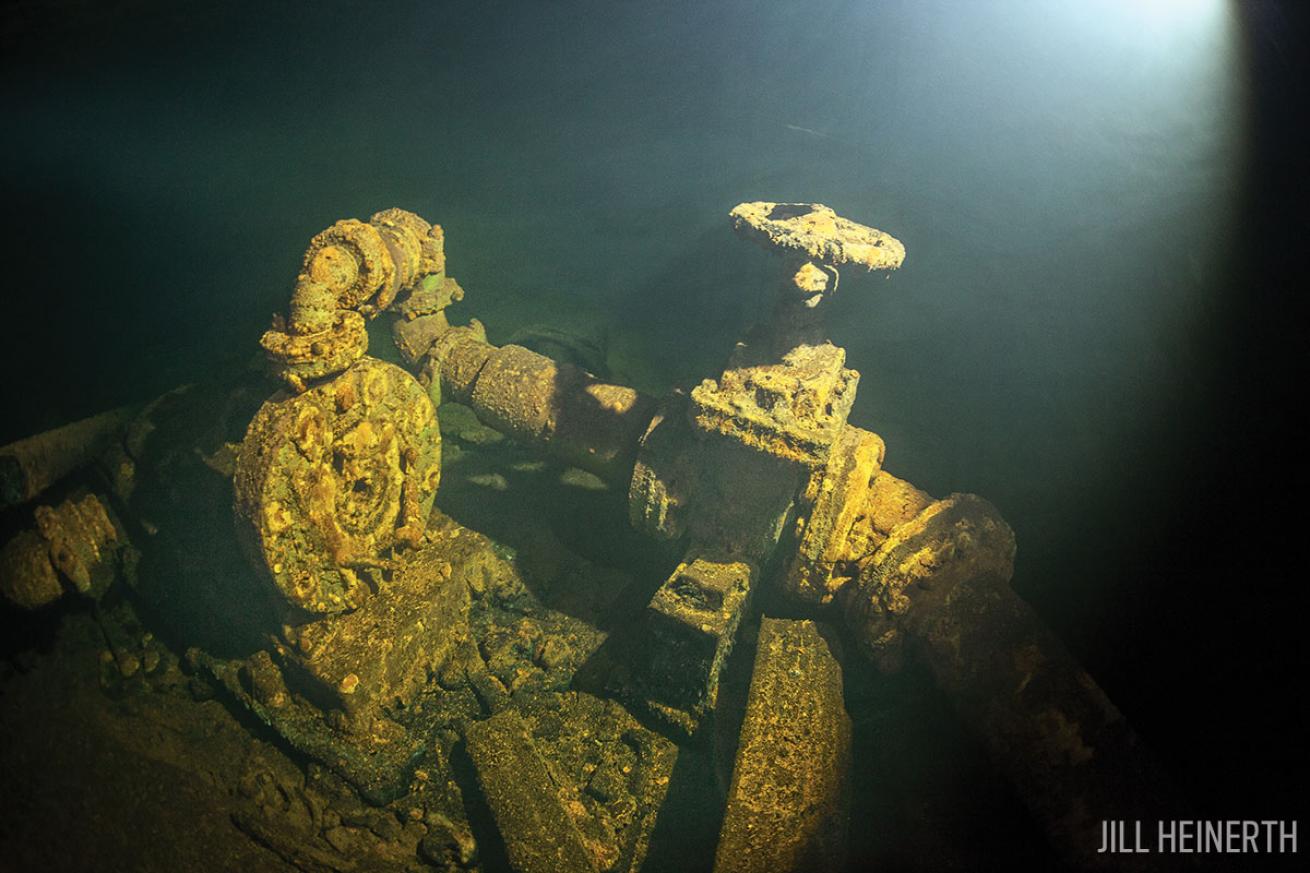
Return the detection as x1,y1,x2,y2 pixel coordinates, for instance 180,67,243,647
910,567,1172,867
1,405,136,510
845,493,1174,867
428,328,658,486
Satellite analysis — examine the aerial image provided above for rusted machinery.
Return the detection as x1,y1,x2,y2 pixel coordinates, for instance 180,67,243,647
0,203,1171,872
262,202,1165,869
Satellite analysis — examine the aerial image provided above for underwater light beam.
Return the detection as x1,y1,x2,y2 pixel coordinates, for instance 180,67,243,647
1060,0,1233,47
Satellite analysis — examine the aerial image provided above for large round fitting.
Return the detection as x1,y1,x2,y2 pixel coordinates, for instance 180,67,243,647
233,358,441,614
260,308,368,391
300,219,396,316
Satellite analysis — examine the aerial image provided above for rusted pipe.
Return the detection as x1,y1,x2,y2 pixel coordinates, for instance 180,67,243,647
427,327,657,486
843,490,1173,867
1,405,136,510
0,491,125,609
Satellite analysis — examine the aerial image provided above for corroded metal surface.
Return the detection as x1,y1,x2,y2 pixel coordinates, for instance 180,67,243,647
844,494,1016,673
690,342,857,467
627,395,697,542
730,202,905,355
296,218,395,324
506,321,611,377
617,554,756,739
465,708,601,873
714,618,851,873
261,209,448,391
0,492,124,609
729,201,906,273
233,357,441,614
258,309,369,391
466,692,677,873
429,330,656,485
863,469,934,546
782,426,885,606
0,405,136,509
368,207,445,309
844,493,1172,862
34,492,122,598
273,525,472,722
0,529,64,609
393,272,462,323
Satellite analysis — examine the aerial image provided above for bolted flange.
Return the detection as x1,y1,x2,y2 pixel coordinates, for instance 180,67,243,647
233,357,441,614
782,426,886,606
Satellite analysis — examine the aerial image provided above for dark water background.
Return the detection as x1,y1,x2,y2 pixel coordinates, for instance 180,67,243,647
2,0,1305,837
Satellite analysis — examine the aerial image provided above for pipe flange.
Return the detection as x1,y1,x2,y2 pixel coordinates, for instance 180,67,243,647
782,426,885,606
394,275,464,322
260,309,368,392
234,358,441,615
371,208,445,280
374,207,445,275
425,323,492,401
369,208,442,310
842,494,1015,672
301,218,395,314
